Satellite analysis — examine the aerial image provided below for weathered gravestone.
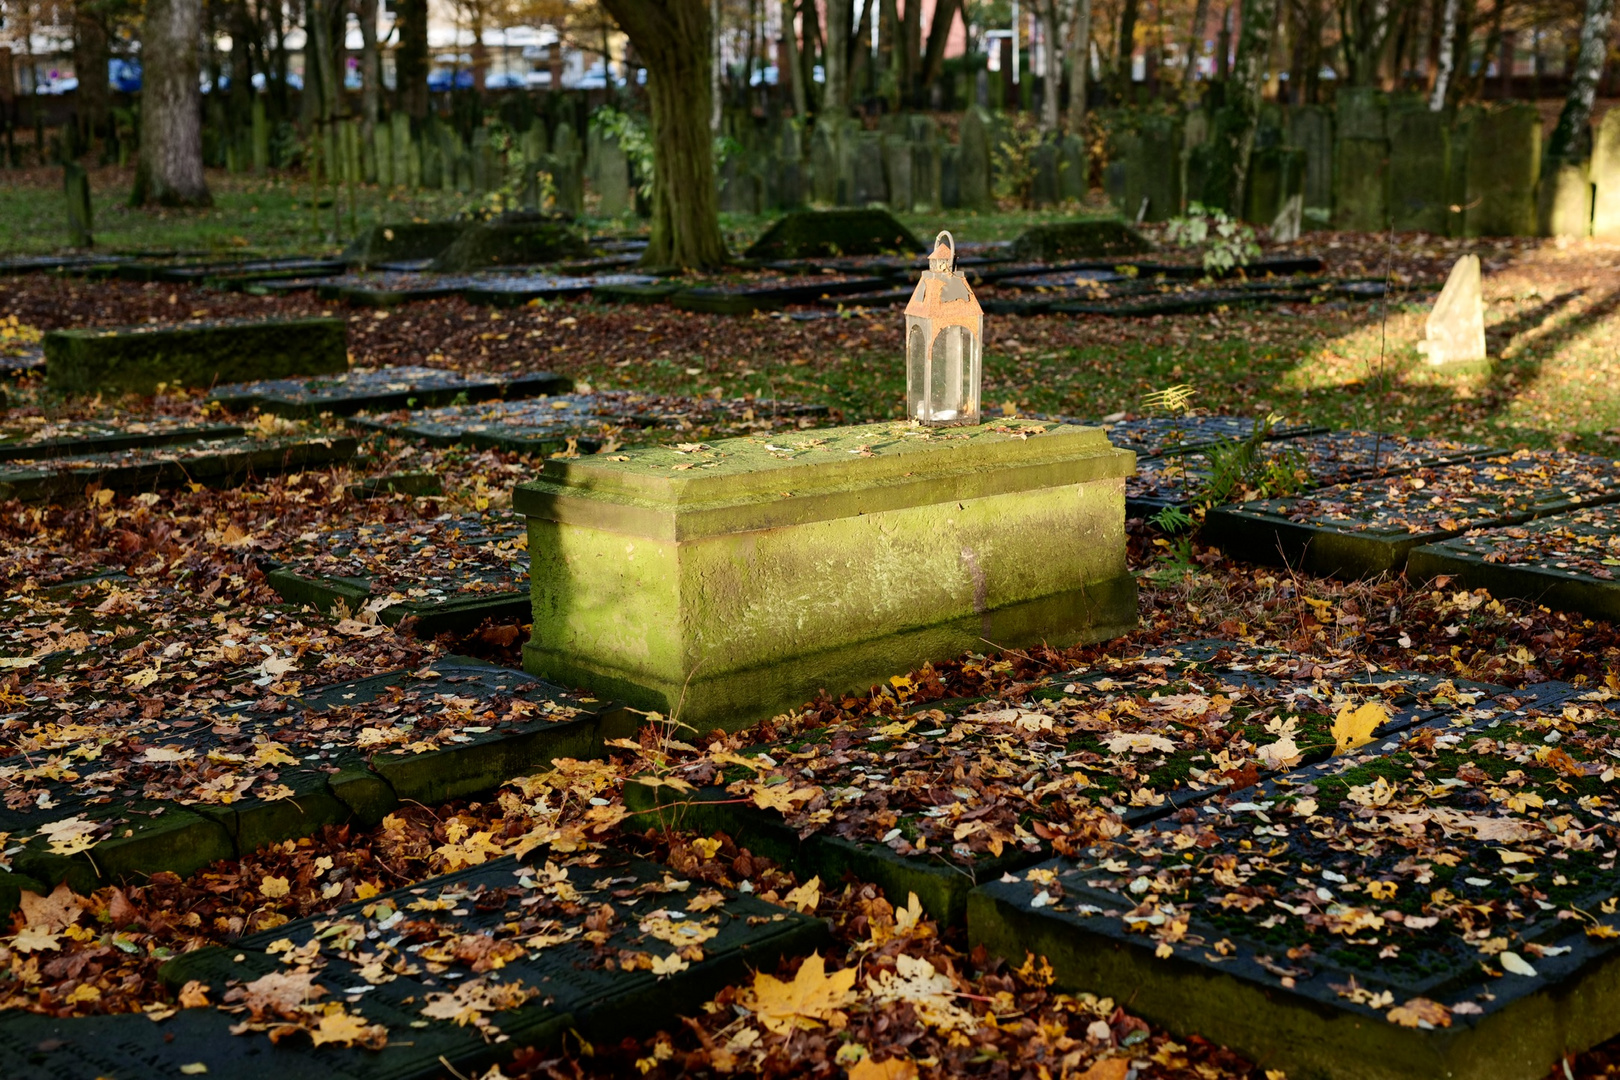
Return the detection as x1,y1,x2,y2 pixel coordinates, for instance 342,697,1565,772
1593,109,1620,239
428,214,589,271
958,106,994,210
852,132,887,205
514,421,1138,733
1058,134,1088,202
45,317,348,395
1539,156,1592,238
1464,103,1541,237
882,133,913,212
1288,104,1335,227
1008,219,1153,261
1388,106,1453,234
595,132,631,216
63,162,92,248
1125,115,1183,222
1333,88,1389,230
1416,254,1487,366
1031,138,1060,208
743,208,923,259
1244,147,1305,231
390,111,413,188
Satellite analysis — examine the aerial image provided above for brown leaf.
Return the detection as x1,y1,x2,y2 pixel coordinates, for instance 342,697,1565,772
19,883,85,933
848,1058,918,1080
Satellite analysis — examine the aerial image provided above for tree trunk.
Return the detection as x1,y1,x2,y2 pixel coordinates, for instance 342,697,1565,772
133,0,210,205
227,0,254,137
1223,0,1281,213
918,0,960,88
801,0,825,110
1039,0,1062,131
395,0,430,118
901,0,921,101
358,0,381,127
1546,0,1612,163
1117,0,1140,89
1067,0,1092,128
1428,0,1459,107
72,4,110,145
783,0,807,115
600,0,729,269
1184,0,1211,82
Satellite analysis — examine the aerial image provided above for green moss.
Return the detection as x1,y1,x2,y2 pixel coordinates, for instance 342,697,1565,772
44,318,348,396
743,209,924,259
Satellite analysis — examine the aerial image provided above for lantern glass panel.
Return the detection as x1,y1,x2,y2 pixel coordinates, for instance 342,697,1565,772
906,319,927,421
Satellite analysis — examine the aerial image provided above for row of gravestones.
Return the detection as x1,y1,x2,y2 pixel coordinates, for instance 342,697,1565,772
1104,91,1620,238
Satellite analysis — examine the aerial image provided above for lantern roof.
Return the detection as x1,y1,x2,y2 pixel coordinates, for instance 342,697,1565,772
906,230,981,322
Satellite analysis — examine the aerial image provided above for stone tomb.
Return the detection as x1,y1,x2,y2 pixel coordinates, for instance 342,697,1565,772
0,433,358,503
1407,502,1620,622
1095,415,1327,458
1202,449,1620,579
210,365,571,418
969,693,1620,1080
742,208,925,260
44,317,348,396
514,420,1137,733
261,512,532,637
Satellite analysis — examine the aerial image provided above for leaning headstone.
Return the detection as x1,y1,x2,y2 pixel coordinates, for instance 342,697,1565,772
1463,103,1540,237
882,133,913,212
1416,254,1487,366
470,126,492,193
1388,106,1452,234
428,213,589,271
958,106,993,210
1593,109,1620,239
852,132,887,205
742,207,924,259
63,161,92,248
44,317,348,395
1009,219,1153,261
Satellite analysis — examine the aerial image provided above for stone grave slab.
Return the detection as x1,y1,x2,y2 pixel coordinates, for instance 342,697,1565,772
428,216,589,271
592,280,687,305
354,393,826,453
209,365,570,418
0,418,244,462
1126,431,1496,517
153,257,348,287
0,658,614,896
460,272,660,307
99,847,825,1080
0,342,45,375
343,221,470,268
318,272,469,307
670,275,890,314
1203,450,1620,579
1080,415,1327,458
0,434,358,503
815,287,916,309
44,317,348,396
625,653,1495,925
742,208,924,259
968,695,1620,1080
261,512,531,637
346,471,443,500
1008,220,1154,261
0,253,129,275
1407,503,1620,621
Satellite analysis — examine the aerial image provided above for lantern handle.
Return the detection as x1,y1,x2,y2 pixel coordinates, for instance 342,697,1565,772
934,230,955,272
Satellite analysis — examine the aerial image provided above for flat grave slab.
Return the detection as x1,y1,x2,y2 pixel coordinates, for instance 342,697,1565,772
153,257,348,286
0,253,130,275
0,657,616,894
44,317,349,396
1077,415,1327,458
316,272,468,307
1408,503,1620,621
0,434,358,502
0,418,243,462
669,275,891,314
592,280,687,305
1127,431,1496,517
354,393,826,453
969,693,1620,1080
1204,450,1620,579
626,651,1506,926
0,342,45,375
261,512,531,636
209,365,571,417
814,286,915,309
459,272,660,307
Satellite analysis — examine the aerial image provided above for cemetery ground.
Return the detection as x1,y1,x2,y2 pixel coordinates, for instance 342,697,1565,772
10,226,1620,1079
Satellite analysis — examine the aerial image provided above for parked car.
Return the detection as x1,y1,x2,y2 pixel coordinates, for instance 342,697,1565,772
485,71,526,89
427,68,475,91
110,58,141,92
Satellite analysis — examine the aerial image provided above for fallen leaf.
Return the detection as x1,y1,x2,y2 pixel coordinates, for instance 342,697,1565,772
260,876,291,899
179,1064,209,1075
782,876,821,914
745,952,857,1035
1387,997,1452,1028
307,1006,389,1049
1076,1060,1131,1080
1332,701,1389,756
848,1058,919,1080
19,883,85,932
1499,951,1538,977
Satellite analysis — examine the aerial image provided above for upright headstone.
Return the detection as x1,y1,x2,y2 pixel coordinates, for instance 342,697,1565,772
1417,254,1487,366
1334,88,1389,230
343,118,362,186
1539,158,1592,238
596,134,631,216
810,122,839,204
852,132,887,206
1058,134,1088,202
1031,138,1060,208
1126,116,1182,221
1287,104,1334,226
1388,106,1452,234
1592,109,1620,239
251,97,269,175
391,112,413,188
882,133,913,212
1463,103,1540,237
908,115,940,211
63,161,91,248
940,144,962,208
471,127,492,193
1245,147,1304,228
958,106,993,210
373,119,394,188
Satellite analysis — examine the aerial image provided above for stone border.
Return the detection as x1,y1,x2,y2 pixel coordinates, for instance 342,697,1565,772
1408,539,1620,622
210,367,570,419
0,422,243,463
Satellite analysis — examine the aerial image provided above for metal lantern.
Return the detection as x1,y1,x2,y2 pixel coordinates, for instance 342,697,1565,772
905,230,983,427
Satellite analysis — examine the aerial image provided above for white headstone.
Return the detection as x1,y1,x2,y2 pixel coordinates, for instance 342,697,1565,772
1417,254,1486,366
1270,194,1303,243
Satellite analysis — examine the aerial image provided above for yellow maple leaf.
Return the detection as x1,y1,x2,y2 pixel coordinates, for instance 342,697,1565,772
307,1006,389,1049
748,782,821,813
782,876,822,914
1387,997,1451,1028
1332,701,1388,756
9,927,63,953
745,952,857,1035
848,1058,919,1080
259,875,291,899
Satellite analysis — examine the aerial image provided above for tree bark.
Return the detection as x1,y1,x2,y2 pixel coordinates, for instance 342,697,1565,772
1223,0,1281,213
133,0,210,205
1184,0,1211,82
1546,0,1612,163
395,0,430,118
783,0,807,115
72,4,111,143
918,0,959,87
901,0,921,101
1066,0,1092,128
227,0,254,138
1038,0,1062,131
600,0,729,269
1116,0,1139,89
1428,0,1459,107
